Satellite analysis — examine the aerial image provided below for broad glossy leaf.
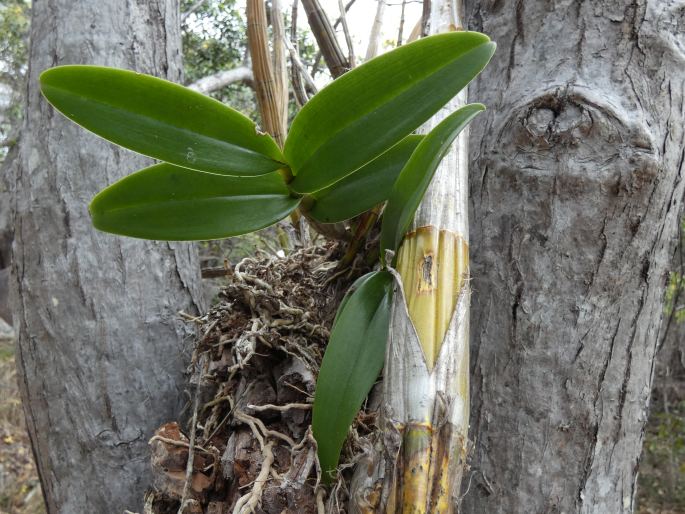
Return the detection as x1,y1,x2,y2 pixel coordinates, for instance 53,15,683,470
90,163,299,241
285,32,495,193
380,104,485,254
306,135,422,223
313,270,394,481
40,66,285,176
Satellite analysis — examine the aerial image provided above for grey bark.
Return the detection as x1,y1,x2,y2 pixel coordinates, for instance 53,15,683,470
9,1,205,513
464,1,684,513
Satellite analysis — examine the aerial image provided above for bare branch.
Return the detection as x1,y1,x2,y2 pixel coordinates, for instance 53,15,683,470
338,0,356,67
283,36,318,94
300,0,349,78
187,67,253,94
289,0,309,107
334,0,357,30
366,0,386,60
397,0,407,46
182,0,207,22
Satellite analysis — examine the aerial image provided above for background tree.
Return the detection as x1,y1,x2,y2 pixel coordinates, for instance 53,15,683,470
463,1,685,512
0,0,30,324
8,0,204,512
182,0,257,117
0,0,29,154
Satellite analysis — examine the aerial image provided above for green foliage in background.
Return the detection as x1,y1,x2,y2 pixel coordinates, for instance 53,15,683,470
638,401,685,512
664,219,685,324
181,0,257,118
0,0,30,153
181,0,317,123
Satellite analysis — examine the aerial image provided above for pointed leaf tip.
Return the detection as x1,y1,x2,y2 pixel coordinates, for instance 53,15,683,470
285,32,495,193
40,65,285,176
90,163,299,241
313,270,394,481
380,103,485,255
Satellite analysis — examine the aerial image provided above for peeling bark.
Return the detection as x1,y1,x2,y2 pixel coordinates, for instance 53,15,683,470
464,1,685,512
9,1,205,512
350,2,473,512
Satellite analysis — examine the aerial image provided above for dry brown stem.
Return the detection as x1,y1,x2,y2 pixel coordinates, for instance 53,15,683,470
247,0,287,145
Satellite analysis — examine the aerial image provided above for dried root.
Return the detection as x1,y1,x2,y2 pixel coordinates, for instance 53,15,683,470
143,244,377,514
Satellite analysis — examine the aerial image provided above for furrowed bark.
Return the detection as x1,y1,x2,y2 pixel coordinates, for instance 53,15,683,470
463,0,685,512
9,1,205,512
350,1,471,512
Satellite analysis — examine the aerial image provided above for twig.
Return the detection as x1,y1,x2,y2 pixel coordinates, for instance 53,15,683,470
334,0,356,29
338,0,356,67
289,0,309,106
283,36,319,93
182,0,207,22
397,0,407,46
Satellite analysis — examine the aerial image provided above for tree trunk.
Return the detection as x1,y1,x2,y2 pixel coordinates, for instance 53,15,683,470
9,1,205,513
464,1,685,512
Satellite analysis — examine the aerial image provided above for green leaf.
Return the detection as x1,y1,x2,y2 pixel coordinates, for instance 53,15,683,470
331,272,377,329
40,66,285,176
380,104,485,255
90,163,299,241
306,135,422,223
285,32,495,193
313,270,394,481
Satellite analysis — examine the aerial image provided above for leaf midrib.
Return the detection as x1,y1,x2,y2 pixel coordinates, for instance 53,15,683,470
44,83,284,167
95,194,292,214
290,43,486,177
